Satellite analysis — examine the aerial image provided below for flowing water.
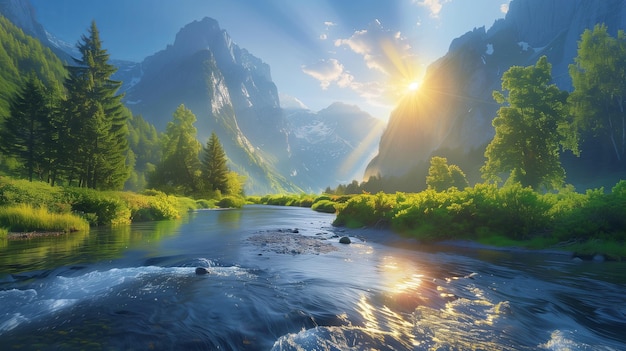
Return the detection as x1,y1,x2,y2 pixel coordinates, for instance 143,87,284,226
0,205,625,350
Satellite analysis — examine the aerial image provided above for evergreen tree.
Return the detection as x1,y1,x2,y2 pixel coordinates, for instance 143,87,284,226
0,75,62,182
569,24,626,166
481,56,577,190
201,132,229,194
61,21,129,189
148,104,201,195
125,114,162,191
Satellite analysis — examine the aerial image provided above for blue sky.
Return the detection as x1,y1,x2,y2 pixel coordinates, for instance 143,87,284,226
30,0,509,121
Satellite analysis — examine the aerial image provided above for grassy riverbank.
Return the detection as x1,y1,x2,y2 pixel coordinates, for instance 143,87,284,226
0,177,224,235
251,181,626,260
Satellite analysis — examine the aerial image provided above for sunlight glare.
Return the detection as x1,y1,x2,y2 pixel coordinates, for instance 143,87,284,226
407,81,420,91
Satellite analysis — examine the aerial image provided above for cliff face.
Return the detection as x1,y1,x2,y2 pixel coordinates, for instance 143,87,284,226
366,0,626,183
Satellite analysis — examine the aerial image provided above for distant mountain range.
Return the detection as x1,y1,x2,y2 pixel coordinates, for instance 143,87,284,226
366,0,626,190
0,4,383,194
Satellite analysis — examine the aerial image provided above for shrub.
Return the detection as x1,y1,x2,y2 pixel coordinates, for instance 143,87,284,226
0,178,62,210
246,196,262,204
296,194,315,207
195,199,216,209
334,194,381,228
311,199,337,213
62,188,131,226
174,196,199,213
217,196,245,208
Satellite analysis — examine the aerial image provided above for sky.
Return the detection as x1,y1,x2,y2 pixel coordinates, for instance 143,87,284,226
30,0,510,121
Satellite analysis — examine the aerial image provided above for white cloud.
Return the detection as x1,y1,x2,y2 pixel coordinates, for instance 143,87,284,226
324,21,336,27
414,0,451,18
320,33,328,40
500,2,509,14
301,58,353,90
334,20,416,78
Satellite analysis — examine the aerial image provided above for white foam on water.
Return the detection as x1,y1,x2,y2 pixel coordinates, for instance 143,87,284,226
539,330,615,351
0,263,246,335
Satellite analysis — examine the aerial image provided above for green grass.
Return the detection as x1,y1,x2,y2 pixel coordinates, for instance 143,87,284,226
311,199,337,213
564,240,626,261
475,234,559,250
0,204,89,233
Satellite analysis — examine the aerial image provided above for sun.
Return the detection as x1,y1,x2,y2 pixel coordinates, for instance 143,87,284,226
407,81,421,92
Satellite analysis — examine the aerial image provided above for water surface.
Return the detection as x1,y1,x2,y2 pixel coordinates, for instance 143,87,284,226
1,205,625,350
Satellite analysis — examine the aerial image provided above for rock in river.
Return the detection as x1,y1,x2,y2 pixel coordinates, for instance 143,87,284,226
339,236,351,244
195,267,210,275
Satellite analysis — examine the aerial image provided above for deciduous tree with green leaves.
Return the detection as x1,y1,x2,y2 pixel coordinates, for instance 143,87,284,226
481,56,577,190
568,24,626,166
426,156,468,191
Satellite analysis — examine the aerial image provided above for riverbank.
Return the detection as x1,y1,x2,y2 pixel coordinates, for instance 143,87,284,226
336,225,625,262
6,231,69,240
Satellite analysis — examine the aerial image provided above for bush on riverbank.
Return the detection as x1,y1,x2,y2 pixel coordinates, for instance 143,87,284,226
0,177,202,230
331,181,626,257
310,199,337,213
248,193,353,211
217,195,246,208
0,204,89,233
250,193,318,207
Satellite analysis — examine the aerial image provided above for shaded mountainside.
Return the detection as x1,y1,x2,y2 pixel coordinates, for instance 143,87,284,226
366,0,626,189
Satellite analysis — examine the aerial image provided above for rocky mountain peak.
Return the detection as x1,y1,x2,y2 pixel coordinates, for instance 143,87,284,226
172,17,230,59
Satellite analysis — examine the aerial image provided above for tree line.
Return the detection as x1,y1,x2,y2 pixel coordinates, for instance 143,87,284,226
0,20,242,198
328,24,626,194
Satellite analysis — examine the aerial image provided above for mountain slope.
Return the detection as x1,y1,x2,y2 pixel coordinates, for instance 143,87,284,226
366,0,626,189
0,14,66,118
123,17,297,194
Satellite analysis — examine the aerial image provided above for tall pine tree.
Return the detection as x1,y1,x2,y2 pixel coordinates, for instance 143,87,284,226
201,132,229,194
62,21,129,189
0,75,56,181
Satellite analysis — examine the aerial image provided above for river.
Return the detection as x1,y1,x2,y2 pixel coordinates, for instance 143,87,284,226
0,205,625,350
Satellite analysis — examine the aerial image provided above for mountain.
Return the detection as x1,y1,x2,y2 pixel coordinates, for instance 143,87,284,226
366,0,626,189
121,17,294,194
285,102,384,191
0,0,75,62
0,0,44,39
0,12,66,118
